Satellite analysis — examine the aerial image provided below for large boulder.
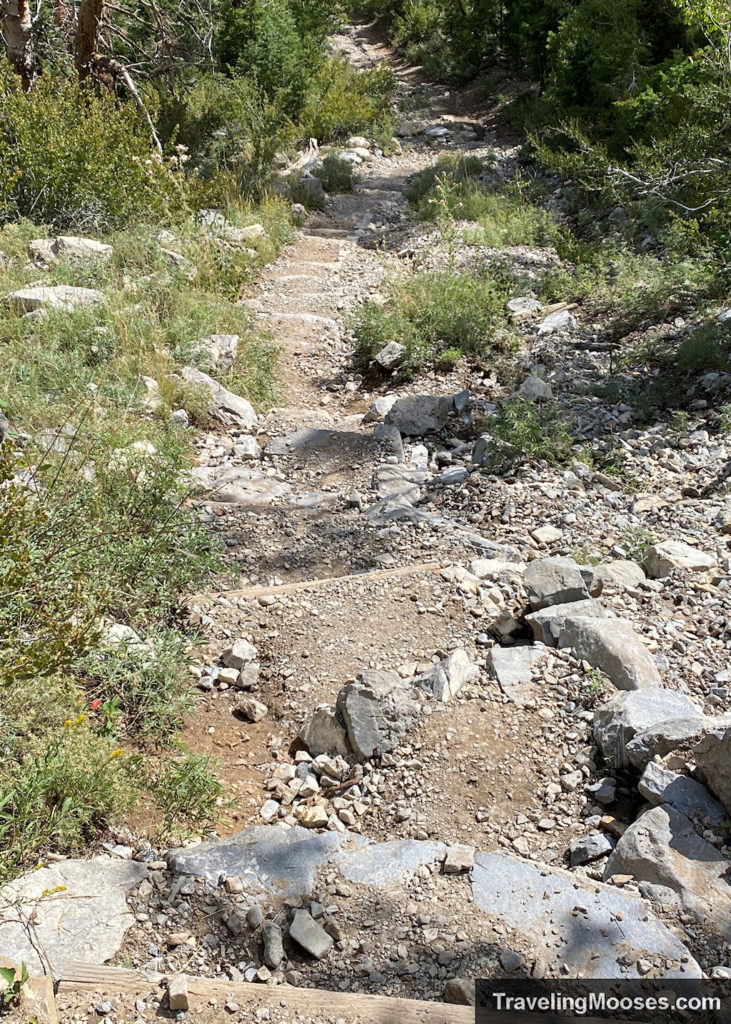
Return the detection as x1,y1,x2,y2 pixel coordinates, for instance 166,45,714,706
558,616,661,690
181,366,256,428
626,716,713,771
593,689,703,769
524,557,589,611
526,598,610,646
54,236,113,261
471,852,700,978
694,724,731,813
0,858,146,978
336,669,419,761
8,285,105,313
604,806,731,941
644,540,716,579
385,395,451,436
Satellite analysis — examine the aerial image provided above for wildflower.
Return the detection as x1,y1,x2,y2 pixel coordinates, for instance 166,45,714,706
111,748,124,759
90,698,102,711
75,714,86,725
64,719,72,727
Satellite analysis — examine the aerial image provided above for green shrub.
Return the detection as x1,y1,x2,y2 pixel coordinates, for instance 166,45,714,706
302,57,395,142
350,269,514,369
318,154,359,193
486,398,574,468
0,68,186,230
151,752,225,840
405,153,486,209
0,713,138,879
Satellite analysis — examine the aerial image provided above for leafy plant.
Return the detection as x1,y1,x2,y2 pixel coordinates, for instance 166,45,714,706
318,154,359,193
487,398,575,468
0,961,28,1007
350,268,515,370
152,753,225,840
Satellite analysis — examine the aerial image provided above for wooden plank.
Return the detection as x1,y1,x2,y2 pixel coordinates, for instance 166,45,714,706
58,963,474,1024
186,561,444,605
58,963,636,1024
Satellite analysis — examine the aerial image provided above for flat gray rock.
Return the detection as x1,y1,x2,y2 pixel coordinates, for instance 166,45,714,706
166,825,347,892
524,557,589,611
181,366,256,428
526,598,610,646
385,394,451,436
644,540,715,579
337,839,446,887
472,852,700,978
372,464,427,503
605,806,731,941
0,858,146,978
558,616,661,690
637,763,726,826
588,560,646,595
488,645,548,704
8,284,105,312
594,689,703,768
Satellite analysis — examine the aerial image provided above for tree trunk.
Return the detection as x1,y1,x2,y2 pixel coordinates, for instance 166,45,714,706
74,0,106,80
1,0,38,90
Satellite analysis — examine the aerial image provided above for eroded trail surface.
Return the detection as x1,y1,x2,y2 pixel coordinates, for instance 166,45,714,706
15,21,731,1024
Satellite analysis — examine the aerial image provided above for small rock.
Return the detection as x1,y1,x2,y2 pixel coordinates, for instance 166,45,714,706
168,976,189,1011
443,844,475,874
288,909,333,959
374,341,406,370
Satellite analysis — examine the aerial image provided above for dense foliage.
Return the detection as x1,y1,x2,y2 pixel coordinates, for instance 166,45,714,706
355,0,731,259
0,0,394,228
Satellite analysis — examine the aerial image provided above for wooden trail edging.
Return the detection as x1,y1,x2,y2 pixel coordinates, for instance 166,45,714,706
58,962,636,1024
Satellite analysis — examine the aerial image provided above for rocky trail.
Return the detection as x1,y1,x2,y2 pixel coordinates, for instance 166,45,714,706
2,21,731,1024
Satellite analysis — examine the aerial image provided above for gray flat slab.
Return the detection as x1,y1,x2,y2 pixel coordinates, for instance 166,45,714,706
166,825,348,892
0,858,146,978
471,852,701,979
337,839,446,887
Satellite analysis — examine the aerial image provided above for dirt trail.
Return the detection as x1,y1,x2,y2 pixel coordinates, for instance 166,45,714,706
171,24,589,861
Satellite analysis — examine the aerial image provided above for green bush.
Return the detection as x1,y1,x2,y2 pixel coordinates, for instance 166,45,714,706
151,752,225,840
318,154,359,193
0,68,186,230
486,398,574,468
405,153,486,210
302,57,395,142
350,269,514,369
